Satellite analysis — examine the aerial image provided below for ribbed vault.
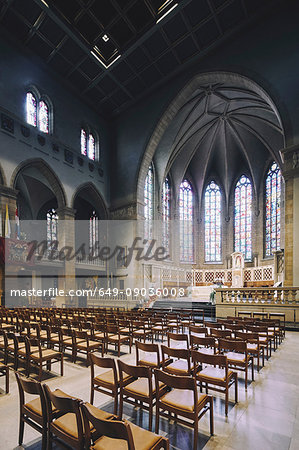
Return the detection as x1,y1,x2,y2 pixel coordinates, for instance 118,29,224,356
151,73,285,213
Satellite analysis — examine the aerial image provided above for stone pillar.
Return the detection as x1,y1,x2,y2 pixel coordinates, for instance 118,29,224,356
0,186,17,305
282,145,299,286
56,207,76,307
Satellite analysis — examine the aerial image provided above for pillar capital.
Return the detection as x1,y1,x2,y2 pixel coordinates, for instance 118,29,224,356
56,207,76,220
281,144,299,179
0,186,18,200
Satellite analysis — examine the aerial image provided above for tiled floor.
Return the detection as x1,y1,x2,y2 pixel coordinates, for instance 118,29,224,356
0,331,299,450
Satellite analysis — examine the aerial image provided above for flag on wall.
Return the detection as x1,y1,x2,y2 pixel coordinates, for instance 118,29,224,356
15,207,20,240
5,204,11,238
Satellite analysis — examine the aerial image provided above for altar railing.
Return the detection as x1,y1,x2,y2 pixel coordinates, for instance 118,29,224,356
216,287,299,305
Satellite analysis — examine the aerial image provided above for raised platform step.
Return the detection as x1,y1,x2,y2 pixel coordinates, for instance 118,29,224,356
152,298,215,318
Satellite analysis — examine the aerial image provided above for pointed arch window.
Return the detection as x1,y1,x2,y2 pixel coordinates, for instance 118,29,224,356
265,162,281,256
47,208,58,244
26,92,37,127
81,128,97,160
234,175,252,260
38,100,49,134
179,180,194,262
89,210,99,253
144,165,154,240
205,181,221,262
162,177,171,254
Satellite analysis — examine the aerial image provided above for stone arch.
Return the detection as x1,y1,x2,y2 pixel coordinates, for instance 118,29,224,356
0,162,7,186
10,158,67,209
71,182,108,219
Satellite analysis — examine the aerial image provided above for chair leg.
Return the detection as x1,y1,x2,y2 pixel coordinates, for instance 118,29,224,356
245,366,248,390
119,389,123,419
155,406,160,434
235,374,238,403
39,363,43,382
251,358,254,381
225,388,228,416
193,416,198,450
60,354,63,376
90,385,94,405
18,417,25,446
113,392,118,416
149,402,153,431
209,396,214,435
5,366,9,393
41,427,47,450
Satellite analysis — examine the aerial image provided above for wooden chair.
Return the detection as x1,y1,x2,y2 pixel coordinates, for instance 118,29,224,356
167,332,189,349
132,320,153,343
189,325,208,338
154,369,213,450
0,356,9,393
15,372,48,449
44,384,113,450
90,354,122,415
210,329,232,339
118,359,166,431
218,338,254,390
106,324,132,357
82,402,169,449
161,345,193,376
73,330,104,366
136,341,162,369
191,350,238,416
235,330,264,371
25,336,63,381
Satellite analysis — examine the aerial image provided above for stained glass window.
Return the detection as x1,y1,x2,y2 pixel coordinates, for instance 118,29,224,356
144,165,154,240
162,177,170,254
88,133,95,160
234,175,252,260
179,180,194,262
26,92,37,127
38,100,49,133
265,162,281,256
47,209,58,245
89,210,99,254
81,129,87,156
205,181,221,262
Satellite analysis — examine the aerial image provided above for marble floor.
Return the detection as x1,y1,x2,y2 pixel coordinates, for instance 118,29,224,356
0,331,298,450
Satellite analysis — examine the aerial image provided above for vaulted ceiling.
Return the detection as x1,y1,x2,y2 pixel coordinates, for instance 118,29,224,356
0,0,279,117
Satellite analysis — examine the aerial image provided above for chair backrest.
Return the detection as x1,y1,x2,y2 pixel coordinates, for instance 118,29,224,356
90,354,118,383
167,332,189,349
117,359,151,387
81,403,135,450
43,384,84,442
189,325,208,337
191,349,228,370
15,372,47,416
135,341,160,367
154,369,198,404
161,345,191,369
190,335,216,350
210,329,232,339
218,338,247,354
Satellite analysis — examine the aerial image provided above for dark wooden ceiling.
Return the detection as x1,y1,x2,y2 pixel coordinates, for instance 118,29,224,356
0,0,279,117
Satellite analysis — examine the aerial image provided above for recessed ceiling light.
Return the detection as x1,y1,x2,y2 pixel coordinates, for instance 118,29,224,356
102,34,109,42
156,3,178,24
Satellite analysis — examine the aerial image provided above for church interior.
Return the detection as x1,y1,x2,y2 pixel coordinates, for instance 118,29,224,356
0,0,298,449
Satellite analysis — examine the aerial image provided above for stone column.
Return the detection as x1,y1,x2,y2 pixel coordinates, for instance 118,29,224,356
0,186,17,305
282,145,299,286
56,207,76,307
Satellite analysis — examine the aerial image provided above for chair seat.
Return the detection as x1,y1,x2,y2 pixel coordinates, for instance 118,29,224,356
161,388,207,412
198,367,234,382
197,347,215,355
92,421,161,450
124,377,164,397
139,353,159,368
164,359,191,375
53,405,112,439
31,349,61,360
226,352,246,364
94,370,131,387
76,340,101,350
133,329,151,336
25,389,77,417
247,343,258,351
18,346,39,356
107,334,127,342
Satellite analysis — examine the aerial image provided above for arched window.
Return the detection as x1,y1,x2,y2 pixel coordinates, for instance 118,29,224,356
81,128,87,156
89,210,99,253
162,177,170,254
47,208,58,244
179,180,194,262
144,165,154,240
265,162,281,256
38,100,49,134
26,92,37,127
234,175,252,260
205,181,221,262
88,133,95,161
81,128,97,160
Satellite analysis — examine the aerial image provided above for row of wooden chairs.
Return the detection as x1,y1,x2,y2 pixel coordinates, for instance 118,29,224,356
16,371,169,450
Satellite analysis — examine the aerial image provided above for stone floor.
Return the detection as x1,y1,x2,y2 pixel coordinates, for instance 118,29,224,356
0,331,298,450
